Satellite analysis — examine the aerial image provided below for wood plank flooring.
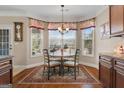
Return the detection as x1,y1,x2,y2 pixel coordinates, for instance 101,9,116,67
13,65,102,88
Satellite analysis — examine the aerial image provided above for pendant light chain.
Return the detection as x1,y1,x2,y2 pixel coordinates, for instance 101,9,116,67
58,5,69,35
62,5,64,30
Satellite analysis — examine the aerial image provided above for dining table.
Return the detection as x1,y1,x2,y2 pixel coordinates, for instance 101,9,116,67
49,49,75,76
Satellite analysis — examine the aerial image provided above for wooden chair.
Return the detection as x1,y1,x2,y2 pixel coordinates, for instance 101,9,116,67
64,49,80,80
63,48,76,61
43,49,61,80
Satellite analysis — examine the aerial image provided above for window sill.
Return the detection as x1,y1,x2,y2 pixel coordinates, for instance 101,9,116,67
31,54,43,58
82,54,94,57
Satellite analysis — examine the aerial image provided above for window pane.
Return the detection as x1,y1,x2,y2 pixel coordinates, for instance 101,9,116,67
49,30,61,49
0,29,9,56
84,28,93,40
82,27,94,56
63,30,76,54
31,28,43,56
84,40,92,54
63,30,76,49
49,30,76,54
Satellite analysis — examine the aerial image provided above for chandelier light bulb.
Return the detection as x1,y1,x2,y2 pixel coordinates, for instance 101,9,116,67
58,27,62,31
66,28,69,31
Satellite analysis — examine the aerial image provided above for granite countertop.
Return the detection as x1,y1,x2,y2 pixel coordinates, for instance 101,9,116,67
99,52,124,60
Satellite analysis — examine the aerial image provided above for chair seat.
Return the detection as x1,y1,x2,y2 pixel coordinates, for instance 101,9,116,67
44,61,60,67
64,61,79,67
64,58,74,61
50,57,61,61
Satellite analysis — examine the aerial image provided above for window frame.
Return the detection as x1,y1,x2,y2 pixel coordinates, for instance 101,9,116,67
30,28,43,57
81,27,95,57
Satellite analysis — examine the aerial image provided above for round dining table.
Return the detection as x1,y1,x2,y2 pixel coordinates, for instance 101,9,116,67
49,49,75,76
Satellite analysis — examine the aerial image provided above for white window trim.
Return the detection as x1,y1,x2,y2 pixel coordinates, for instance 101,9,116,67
82,28,95,57
30,28,43,58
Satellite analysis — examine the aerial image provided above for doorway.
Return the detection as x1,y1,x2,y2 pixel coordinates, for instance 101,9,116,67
0,25,13,56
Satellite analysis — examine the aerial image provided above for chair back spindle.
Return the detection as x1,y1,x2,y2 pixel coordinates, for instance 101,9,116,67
74,49,80,65
43,49,50,66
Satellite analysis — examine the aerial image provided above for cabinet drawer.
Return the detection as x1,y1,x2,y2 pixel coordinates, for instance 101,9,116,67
100,62,112,69
115,59,124,67
100,55,112,62
0,61,10,67
0,64,12,76
99,57,112,69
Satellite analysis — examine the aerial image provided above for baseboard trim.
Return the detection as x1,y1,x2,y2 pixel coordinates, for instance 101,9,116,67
13,62,43,76
26,62,44,68
80,62,99,69
13,65,26,76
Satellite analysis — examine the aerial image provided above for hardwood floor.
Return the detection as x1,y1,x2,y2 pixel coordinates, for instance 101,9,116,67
13,65,102,88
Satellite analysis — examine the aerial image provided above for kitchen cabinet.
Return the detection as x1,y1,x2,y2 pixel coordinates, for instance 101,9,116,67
99,53,124,88
99,55,113,87
0,56,13,87
113,58,124,88
110,5,124,36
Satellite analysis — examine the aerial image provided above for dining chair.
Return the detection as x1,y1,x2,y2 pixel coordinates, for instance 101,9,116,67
43,49,61,80
63,48,76,61
64,49,80,80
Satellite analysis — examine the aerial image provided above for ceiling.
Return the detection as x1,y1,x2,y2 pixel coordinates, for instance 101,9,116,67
0,5,106,22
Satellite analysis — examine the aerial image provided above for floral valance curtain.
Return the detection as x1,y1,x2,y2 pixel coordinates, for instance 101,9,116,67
48,22,77,30
79,18,95,30
29,18,45,30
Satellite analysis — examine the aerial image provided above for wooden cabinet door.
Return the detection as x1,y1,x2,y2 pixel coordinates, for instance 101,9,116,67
110,5,124,36
113,59,124,88
114,70,124,88
99,56,113,87
0,58,13,86
0,71,11,85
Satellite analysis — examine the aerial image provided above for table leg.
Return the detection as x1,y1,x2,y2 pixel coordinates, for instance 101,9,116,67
60,56,64,76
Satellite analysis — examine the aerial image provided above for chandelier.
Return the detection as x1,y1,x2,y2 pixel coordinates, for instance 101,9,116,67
58,5,69,35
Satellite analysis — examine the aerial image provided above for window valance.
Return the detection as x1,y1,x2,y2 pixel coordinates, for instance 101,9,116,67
79,18,95,30
48,22,77,30
29,18,45,30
